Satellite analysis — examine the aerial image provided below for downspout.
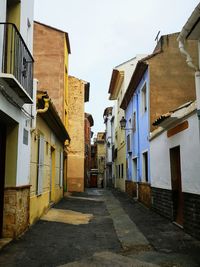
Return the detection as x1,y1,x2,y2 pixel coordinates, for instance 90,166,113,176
37,98,50,113
136,93,140,199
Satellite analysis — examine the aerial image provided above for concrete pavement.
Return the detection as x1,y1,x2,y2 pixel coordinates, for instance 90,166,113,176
0,188,200,266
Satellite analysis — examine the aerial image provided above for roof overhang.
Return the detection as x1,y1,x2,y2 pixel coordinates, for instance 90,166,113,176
38,94,70,143
178,3,200,41
108,69,124,100
120,61,148,110
85,113,94,126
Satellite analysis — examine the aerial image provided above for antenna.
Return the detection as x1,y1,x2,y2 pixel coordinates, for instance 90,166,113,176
155,30,160,43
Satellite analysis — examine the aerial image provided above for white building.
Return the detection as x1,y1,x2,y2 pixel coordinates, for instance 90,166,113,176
0,0,35,238
150,101,200,239
103,106,113,187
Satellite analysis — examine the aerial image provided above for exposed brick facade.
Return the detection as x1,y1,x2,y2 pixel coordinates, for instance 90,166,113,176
151,187,200,240
151,187,173,220
3,186,30,238
183,192,200,240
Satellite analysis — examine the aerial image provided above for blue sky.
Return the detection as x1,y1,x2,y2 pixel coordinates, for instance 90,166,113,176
34,0,199,136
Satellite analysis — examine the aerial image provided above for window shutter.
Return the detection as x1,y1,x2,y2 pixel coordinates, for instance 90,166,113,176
37,135,44,195
59,151,63,187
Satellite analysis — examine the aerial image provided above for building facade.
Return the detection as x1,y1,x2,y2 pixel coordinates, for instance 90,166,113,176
30,91,70,225
103,107,114,187
33,21,71,192
108,55,146,192
84,113,94,188
0,0,34,238
67,76,90,192
121,33,198,207
150,101,200,239
96,133,106,188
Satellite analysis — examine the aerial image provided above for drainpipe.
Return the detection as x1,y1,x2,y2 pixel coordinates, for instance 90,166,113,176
136,93,140,199
37,97,50,113
178,37,200,138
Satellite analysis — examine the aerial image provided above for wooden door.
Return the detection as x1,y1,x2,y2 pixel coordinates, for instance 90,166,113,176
0,124,6,237
170,146,183,226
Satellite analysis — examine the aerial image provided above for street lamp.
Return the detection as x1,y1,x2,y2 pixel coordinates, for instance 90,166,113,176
119,116,133,130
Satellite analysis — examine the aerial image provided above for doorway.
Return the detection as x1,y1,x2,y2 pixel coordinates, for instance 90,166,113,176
170,146,183,226
0,124,6,237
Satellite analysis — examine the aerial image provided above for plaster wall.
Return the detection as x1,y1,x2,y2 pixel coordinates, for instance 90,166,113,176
0,0,7,70
149,33,197,131
20,0,34,53
125,69,150,183
150,113,200,194
0,81,31,187
33,22,65,122
30,115,63,224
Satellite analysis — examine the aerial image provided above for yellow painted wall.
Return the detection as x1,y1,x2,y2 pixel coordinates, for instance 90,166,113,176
7,2,21,29
114,121,126,192
5,124,18,187
67,76,85,192
30,116,64,225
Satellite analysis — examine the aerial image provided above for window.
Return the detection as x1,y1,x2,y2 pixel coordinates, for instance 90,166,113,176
132,158,137,181
121,164,124,178
37,135,45,195
142,151,148,182
141,83,147,114
118,165,120,179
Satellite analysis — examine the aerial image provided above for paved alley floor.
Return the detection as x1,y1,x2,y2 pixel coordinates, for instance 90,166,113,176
0,188,200,267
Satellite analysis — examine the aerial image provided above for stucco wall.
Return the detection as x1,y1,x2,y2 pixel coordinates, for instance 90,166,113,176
149,33,198,131
67,76,85,192
33,22,65,122
150,113,200,194
30,116,63,224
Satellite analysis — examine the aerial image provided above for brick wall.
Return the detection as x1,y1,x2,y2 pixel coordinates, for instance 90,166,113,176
151,187,173,220
3,186,30,238
183,192,200,240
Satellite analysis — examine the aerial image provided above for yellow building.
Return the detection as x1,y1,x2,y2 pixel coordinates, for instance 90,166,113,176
30,91,70,225
67,76,90,192
96,133,106,188
33,21,71,192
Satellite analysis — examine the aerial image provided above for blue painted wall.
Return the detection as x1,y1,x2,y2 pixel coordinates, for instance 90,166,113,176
125,69,150,183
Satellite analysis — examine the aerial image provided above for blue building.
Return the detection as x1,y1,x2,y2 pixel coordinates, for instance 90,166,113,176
120,33,197,207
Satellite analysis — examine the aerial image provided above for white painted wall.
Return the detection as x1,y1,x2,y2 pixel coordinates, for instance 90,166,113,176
20,0,34,53
0,0,7,71
150,113,200,195
105,113,112,163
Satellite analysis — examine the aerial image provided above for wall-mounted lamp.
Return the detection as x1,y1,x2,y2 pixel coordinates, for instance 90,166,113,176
119,116,133,130
107,141,111,148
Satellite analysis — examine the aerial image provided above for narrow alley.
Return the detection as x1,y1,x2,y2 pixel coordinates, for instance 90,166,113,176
0,188,199,267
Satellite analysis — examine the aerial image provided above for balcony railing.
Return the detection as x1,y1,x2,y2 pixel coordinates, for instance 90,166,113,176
0,22,34,101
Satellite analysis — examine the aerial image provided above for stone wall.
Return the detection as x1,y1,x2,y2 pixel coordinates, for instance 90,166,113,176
151,187,173,220
3,186,30,238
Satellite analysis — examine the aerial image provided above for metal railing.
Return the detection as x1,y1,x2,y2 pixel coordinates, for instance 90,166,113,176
0,22,34,99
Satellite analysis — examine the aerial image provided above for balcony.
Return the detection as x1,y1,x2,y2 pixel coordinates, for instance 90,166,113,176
0,23,34,103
